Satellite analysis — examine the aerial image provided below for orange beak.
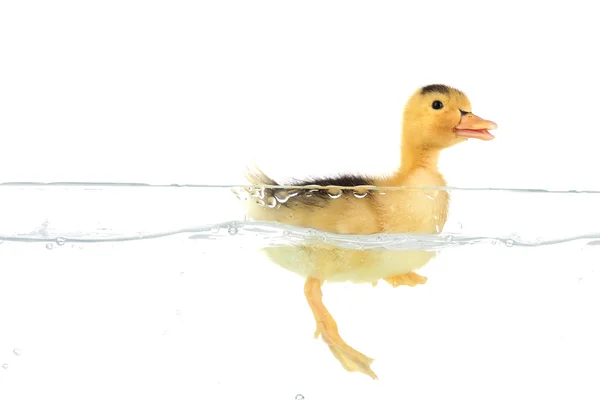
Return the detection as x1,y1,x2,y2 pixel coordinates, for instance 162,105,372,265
454,113,498,141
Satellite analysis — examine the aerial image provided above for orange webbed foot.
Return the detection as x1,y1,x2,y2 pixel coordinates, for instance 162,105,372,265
383,271,428,287
305,277,378,380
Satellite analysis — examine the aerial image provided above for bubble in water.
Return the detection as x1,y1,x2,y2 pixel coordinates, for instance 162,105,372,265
266,197,277,208
505,239,515,247
228,224,239,235
491,239,499,245
426,194,435,200
445,235,453,242
210,226,220,234
56,237,66,246
352,187,369,198
256,199,266,207
249,186,265,199
274,190,291,203
327,187,343,199
283,230,291,236
176,310,181,316
13,349,20,356
320,234,327,242
46,243,53,250
295,395,304,400
2,364,7,369
307,229,316,236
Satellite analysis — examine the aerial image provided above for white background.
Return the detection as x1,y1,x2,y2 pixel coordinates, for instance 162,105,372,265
2,1,600,399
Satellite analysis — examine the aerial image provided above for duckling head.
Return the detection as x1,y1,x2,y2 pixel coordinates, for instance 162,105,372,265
401,84,497,151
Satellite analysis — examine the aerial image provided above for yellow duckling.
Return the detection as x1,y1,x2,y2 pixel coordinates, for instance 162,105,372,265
244,84,497,379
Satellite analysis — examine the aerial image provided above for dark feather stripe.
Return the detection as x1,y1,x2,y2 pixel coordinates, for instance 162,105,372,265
264,174,375,208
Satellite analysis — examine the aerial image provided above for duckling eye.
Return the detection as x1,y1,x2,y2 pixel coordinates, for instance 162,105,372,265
431,100,444,110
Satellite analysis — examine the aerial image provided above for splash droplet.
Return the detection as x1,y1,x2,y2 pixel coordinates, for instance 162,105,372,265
295,395,304,400
505,239,514,247
13,349,20,356
46,243,53,250
56,237,66,246
2,364,7,369
266,197,277,208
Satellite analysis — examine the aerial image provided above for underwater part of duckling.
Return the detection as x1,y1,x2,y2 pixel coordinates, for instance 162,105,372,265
243,83,497,379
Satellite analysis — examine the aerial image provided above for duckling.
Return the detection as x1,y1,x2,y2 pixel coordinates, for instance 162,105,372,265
243,84,497,379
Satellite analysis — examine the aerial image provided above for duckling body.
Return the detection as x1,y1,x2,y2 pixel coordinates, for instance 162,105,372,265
244,84,497,379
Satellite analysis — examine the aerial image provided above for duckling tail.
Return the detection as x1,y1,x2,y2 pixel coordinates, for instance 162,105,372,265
241,165,283,222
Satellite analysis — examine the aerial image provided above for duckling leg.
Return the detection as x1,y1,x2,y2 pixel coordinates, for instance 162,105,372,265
304,277,378,380
383,271,428,287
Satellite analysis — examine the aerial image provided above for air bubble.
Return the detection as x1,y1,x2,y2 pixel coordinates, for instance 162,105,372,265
274,190,291,203
295,395,305,400
266,197,277,208
176,310,181,315
256,199,266,207
13,349,20,356
445,235,453,242
46,243,53,250
320,234,327,242
210,226,220,234
228,223,239,235
249,186,265,199
327,187,343,199
56,237,66,246
352,187,369,198
2,364,7,369
505,239,515,247
426,194,435,200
